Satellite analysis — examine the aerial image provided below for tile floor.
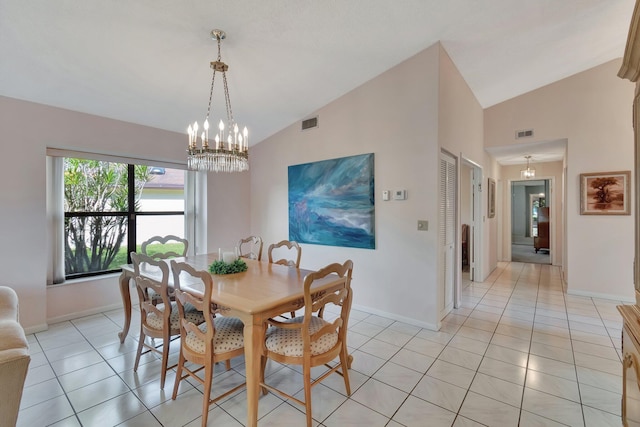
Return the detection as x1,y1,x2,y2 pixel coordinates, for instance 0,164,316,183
18,261,624,426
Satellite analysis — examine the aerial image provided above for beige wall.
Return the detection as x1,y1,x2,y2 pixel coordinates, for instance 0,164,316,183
251,42,486,329
0,96,250,331
485,59,635,301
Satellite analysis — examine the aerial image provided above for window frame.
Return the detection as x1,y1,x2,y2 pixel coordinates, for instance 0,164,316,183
63,162,185,280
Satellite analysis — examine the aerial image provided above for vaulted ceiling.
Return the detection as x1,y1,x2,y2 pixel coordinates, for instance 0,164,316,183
0,0,634,157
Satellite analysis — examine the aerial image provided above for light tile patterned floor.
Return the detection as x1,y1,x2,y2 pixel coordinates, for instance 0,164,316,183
18,261,624,426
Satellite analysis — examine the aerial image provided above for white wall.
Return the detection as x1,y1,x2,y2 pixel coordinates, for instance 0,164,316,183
485,59,634,301
250,42,485,329
0,96,250,331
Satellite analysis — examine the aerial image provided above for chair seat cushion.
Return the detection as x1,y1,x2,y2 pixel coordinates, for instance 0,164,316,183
184,317,244,354
265,316,338,357
148,288,175,304
146,302,203,331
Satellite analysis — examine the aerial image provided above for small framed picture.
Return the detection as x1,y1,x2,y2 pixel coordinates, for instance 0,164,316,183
580,171,631,215
488,178,496,218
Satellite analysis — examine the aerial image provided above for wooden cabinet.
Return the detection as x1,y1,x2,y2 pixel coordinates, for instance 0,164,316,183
619,1,640,425
534,207,549,253
621,307,640,426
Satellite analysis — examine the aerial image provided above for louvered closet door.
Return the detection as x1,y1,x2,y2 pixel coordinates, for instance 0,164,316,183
439,151,456,318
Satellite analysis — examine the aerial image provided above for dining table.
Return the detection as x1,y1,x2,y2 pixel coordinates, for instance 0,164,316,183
118,253,351,427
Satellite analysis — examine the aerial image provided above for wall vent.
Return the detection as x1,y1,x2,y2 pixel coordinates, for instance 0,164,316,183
301,116,319,131
515,129,534,139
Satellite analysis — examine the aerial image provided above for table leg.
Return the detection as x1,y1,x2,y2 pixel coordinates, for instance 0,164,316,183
243,317,264,427
117,271,132,343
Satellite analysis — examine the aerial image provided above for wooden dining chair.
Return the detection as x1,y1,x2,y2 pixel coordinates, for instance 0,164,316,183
139,235,188,305
259,260,354,427
141,235,188,259
170,260,246,427
267,239,301,268
237,235,263,261
130,252,204,388
268,239,302,318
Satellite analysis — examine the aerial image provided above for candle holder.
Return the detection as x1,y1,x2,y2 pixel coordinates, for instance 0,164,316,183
218,247,239,264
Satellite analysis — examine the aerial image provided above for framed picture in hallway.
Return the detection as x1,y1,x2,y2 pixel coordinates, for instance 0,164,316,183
487,178,496,218
580,170,631,215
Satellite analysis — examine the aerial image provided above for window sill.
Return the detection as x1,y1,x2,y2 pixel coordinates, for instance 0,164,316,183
48,272,121,288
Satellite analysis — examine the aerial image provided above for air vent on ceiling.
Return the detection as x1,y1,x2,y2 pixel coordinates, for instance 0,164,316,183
515,129,534,139
301,116,319,131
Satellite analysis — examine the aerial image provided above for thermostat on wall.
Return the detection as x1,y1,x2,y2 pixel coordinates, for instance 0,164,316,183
394,190,407,200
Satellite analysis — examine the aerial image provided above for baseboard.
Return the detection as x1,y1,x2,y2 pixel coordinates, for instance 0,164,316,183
566,288,635,303
23,323,49,335
46,303,124,326
351,303,439,331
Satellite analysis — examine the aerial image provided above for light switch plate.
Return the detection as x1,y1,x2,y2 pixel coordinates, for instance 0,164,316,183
382,190,390,201
417,220,428,231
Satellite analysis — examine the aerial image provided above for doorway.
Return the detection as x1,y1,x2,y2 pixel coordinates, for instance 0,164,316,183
460,160,481,281
511,179,551,264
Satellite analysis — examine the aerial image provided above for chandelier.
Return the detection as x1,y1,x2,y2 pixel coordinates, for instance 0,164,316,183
520,155,536,179
187,29,249,173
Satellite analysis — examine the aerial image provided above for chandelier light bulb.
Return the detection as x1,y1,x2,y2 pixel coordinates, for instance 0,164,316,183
187,125,193,146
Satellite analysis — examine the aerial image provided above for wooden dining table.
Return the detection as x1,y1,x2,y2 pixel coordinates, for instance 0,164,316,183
118,253,350,427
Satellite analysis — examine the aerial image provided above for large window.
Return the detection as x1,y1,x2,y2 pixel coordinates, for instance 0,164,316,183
63,159,185,279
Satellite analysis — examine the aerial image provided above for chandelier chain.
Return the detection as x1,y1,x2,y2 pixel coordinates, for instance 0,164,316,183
205,70,216,123
222,72,234,126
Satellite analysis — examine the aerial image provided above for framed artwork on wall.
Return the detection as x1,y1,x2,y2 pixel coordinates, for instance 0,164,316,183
288,153,375,249
580,170,631,215
488,177,496,218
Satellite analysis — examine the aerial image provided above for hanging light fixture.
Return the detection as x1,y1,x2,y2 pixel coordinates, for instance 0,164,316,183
187,29,248,173
520,155,536,179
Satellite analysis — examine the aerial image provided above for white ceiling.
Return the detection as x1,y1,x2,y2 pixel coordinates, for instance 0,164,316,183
0,0,634,156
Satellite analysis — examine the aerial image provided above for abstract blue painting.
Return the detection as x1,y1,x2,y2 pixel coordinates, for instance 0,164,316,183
288,153,375,249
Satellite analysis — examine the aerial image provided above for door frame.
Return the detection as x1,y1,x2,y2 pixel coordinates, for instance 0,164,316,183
457,155,483,308
506,176,556,265
440,149,458,319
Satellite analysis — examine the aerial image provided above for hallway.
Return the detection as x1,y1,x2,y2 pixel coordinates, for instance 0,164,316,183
511,244,551,264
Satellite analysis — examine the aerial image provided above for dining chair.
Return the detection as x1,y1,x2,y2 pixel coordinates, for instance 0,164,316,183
259,260,354,427
268,239,302,318
139,235,188,305
170,260,246,427
267,239,301,268
130,252,204,388
237,235,263,261
141,235,188,259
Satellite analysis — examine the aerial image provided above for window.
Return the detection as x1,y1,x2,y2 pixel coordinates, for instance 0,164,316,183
63,158,185,279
